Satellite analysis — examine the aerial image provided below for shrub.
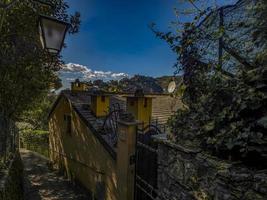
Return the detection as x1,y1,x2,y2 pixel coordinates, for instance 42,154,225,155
20,129,49,157
169,67,267,167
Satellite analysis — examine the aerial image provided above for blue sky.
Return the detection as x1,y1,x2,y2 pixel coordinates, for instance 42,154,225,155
62,0,178,78
61,0,237,85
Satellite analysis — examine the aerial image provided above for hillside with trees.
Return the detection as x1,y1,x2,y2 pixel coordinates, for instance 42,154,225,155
88,75,182,93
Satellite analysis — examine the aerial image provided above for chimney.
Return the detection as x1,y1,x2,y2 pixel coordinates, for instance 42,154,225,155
125,89,153,127
71,79,87,91
90,91,110,117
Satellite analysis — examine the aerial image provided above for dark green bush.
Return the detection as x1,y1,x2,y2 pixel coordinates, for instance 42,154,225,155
169,67,267,166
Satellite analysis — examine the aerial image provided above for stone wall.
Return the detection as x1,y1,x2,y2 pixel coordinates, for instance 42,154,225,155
156,139,267,200
0,152,24,200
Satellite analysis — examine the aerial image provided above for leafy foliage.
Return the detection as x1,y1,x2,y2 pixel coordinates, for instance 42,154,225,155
0,0,80,120
20,94,57,130
0,0,80,159
20,129,49,157
169,68,267,164
156,0,267,166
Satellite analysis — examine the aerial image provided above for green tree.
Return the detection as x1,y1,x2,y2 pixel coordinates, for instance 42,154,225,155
0,0,80,156
20,93,57,130
0,0,80,120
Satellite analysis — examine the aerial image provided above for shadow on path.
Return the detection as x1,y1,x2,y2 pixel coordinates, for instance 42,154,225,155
20,149,91,200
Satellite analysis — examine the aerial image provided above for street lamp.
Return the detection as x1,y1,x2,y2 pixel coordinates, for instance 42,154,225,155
39,15,70,54
1,0,71,54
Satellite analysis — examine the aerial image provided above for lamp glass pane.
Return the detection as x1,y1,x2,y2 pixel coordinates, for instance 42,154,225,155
40,17,67,52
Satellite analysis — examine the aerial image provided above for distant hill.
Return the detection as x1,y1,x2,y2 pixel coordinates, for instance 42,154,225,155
119,75,163,93
90,75,182,94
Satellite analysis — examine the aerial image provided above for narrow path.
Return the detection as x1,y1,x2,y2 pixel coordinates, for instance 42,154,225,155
20,149,91,200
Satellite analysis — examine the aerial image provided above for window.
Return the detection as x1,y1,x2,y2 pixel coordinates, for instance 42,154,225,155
64,114,72,135
101,96,105,102
144,98,148,108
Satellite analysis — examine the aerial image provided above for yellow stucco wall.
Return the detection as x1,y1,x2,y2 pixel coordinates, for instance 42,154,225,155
91,95,110,117
126,97,152,126
49,97,118,200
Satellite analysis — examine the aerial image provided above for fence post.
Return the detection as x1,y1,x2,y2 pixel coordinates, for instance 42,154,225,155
117,119,139,200
218,7,224,68
3,116,8,162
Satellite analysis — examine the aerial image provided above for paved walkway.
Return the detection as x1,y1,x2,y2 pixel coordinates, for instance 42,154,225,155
20,149,91,200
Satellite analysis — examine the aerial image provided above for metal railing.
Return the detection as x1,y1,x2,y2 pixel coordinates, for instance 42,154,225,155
135,123,163,200
101,104,124,147
189,0,264,74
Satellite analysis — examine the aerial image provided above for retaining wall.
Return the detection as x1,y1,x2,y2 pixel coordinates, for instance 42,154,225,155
157,140,267,200
0,153,24,200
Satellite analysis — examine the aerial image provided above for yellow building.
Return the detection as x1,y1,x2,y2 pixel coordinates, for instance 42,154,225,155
48,87,181,200
125,92,154,127
90,92,111,117
71,79,93,91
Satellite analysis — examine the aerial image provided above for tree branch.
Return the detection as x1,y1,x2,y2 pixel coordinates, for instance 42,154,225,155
0,0,17,10
188,0,203,13
221,41,255,70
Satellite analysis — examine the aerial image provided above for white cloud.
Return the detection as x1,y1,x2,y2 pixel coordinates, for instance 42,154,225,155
61,63,128,81
62,63,90,73
66,78,76,81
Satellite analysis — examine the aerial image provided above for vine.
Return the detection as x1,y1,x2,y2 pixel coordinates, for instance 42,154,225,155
155,0,267,167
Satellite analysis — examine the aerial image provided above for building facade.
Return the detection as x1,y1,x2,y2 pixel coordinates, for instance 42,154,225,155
48,82,180,200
